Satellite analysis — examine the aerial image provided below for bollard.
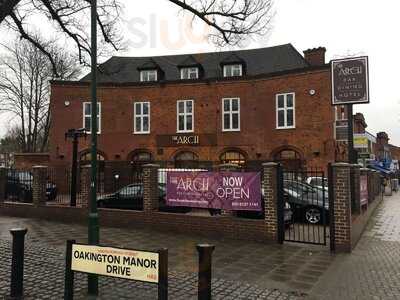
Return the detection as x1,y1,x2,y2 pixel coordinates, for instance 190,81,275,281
158,248,168,300
10,228,28,299
64,240,76,300
196,244,215,300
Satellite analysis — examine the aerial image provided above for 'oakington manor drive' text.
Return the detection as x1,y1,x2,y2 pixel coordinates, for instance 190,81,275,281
73,250,157,269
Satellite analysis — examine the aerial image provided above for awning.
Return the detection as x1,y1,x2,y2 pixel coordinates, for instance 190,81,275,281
367,164,393,175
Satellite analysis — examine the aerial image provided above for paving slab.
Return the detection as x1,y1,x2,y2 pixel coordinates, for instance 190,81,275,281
309,193,400,300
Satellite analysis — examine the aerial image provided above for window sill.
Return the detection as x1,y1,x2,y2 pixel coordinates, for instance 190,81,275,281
133,132,150,135
276,126,296,130
222,129,241,132
176,130,194,134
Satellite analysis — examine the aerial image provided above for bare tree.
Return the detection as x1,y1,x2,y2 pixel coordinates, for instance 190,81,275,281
0,37,80,153
1,0,123,76
169,0,274,46
1,0,274,74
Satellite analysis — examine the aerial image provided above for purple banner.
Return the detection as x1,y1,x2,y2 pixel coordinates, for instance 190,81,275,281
360,175,368,206
166,171,261,211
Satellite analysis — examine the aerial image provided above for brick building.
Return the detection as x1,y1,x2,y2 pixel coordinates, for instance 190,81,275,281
49,44,337,171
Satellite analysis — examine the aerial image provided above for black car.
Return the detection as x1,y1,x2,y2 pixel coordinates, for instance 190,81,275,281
283,180,329,224
5,170,58,202
97,183,190,213
97,184,144,210
236,188,293,223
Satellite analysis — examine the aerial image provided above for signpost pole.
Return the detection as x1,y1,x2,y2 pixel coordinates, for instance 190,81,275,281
88,0,99,295
64,239,75,300
158,248,168,300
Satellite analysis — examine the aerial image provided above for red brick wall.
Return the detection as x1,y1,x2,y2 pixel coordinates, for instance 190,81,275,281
49,68,335,170
14,153,50,169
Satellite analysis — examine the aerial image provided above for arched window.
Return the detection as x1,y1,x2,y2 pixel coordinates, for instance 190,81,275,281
273,148,303,170
79,151,106,192
174,151,199,169
129,150,153,183
130,151,152,163
80,152,106,162
220,150,246,167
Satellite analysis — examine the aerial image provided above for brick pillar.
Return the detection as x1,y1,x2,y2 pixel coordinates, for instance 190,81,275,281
262,162,279,242
80,165,91,208
331,163,352,253
32,166,47,207
143,164,159,212
218,163,239,216
351,164,361,215
0,167,7,202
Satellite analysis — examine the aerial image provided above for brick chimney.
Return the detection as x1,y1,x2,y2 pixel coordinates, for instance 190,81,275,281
303,47,326,66
376,132,389,146
353,113,367,134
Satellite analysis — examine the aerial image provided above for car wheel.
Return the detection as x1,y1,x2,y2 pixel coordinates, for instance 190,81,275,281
305,207,322,224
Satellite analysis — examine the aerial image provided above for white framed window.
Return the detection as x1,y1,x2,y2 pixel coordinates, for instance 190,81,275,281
177,100,194,133
180,67,199,79
276,93,295,129
334,105,348,141
83,102,101,134
140,69,157,82
134,102,150,134
222,98,240,131
223,64,242,77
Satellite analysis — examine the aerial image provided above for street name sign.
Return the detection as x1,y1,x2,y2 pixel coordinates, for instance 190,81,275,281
331,56,369,105
71,244,159,283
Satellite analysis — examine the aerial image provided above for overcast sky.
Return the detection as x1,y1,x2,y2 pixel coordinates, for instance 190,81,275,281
1,0,399,144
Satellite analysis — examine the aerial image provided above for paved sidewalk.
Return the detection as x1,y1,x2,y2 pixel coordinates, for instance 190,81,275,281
310,193,400,300
0,215,335,299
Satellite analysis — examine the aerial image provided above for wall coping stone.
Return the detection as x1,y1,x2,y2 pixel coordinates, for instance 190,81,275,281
32,165,48,169
142,164,160,168
262,162,278,167
331,162,351,168
218,163,239,168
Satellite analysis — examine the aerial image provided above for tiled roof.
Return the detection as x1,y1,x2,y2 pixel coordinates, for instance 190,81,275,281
80,43,309,83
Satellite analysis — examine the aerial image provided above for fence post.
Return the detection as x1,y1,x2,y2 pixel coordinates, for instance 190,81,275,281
331,163,352,253
158,248,168,300
143,164,160,212
0,167,7,202
80,165,91,208
196,244,215,300
218,163,238,216
10,228,28,299
64,239,75,300
32,166,48,207
262,162,280,242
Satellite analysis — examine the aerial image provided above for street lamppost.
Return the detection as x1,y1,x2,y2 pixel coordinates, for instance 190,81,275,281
88,0,99,295
65,128,86,207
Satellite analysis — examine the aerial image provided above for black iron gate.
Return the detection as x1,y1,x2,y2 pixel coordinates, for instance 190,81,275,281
277,165,330,245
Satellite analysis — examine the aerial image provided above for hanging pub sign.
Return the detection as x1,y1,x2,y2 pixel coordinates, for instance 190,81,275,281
331,56,369,105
